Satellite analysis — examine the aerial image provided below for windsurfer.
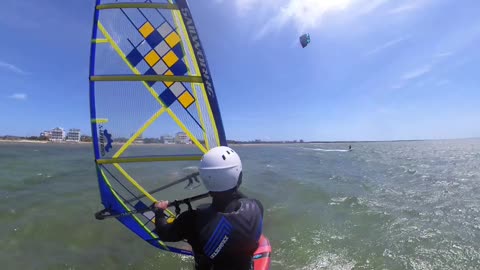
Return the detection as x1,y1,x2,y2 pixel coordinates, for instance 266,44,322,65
153,146,264,270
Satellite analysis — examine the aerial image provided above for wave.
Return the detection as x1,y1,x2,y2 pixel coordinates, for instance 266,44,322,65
182,166,198,173
306,148,352,152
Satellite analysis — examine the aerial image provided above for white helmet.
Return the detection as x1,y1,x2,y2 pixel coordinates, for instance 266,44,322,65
199,146,242,192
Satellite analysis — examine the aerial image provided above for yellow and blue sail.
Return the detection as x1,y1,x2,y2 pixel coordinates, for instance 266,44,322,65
88,0,226,255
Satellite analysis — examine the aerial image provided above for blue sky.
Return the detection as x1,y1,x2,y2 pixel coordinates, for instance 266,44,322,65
1,0,479,141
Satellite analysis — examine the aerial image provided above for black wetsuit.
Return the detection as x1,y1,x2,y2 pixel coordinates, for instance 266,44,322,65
154,191,264,270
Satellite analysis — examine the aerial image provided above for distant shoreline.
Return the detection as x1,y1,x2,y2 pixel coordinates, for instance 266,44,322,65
0,139,91,145
0,139,49,144
0,138,478,146
0,140,349,146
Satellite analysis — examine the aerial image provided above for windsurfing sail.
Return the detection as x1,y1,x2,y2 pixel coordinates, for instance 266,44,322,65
88,0,227,255
299,33,310,48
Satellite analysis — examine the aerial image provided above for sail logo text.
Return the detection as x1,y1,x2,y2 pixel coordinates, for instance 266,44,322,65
180,7,215,99
98,125,105,156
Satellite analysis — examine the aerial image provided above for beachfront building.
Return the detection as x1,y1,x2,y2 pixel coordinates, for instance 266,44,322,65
50,127,65,142
80,135,92,142
175,132,190,144
40,131,52,139
161,135,174,144
66,129,81,142
133,134,144,144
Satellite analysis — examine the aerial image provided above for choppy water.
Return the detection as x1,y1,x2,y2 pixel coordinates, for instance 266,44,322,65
1,140,479,269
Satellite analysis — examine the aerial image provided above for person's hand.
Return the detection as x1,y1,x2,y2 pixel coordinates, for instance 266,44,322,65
154,200,169,210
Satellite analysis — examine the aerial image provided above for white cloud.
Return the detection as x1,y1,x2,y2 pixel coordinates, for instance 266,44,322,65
388,3,417,14
227,0,432,40
434,51,454,58
253,0,354,39
230,0,404,40
365,36,410,56
8,93,27,100
395,48,452,85
0,61,26,74
402,65,431,80
358,0,390,15
235,0,258,15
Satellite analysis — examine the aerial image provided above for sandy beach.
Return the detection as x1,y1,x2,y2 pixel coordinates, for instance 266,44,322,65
0,139,49,144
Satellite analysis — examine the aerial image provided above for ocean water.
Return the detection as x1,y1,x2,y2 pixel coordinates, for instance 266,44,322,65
1,140,479,269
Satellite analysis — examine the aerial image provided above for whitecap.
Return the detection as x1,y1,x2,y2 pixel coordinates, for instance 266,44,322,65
313,148,351,152
183,166,198,171
331,197,348,203
300,252,356,270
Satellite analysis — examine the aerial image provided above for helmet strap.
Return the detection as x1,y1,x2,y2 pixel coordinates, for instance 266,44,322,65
236,172,243,188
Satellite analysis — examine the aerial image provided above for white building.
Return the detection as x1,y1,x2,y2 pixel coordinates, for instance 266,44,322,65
66,129,81,142
40,131,52,139
133,134,144,144
50,127,65,142
161,135,174,144
175,132,190,144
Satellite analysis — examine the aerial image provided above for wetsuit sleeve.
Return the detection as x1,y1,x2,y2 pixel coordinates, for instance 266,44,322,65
253,199,264,217
154,210,196,242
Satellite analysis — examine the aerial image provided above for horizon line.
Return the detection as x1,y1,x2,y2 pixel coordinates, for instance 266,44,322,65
1,134,479,144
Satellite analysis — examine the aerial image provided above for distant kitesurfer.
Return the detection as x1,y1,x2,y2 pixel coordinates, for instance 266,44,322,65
349,145,352,150
154,146,264,270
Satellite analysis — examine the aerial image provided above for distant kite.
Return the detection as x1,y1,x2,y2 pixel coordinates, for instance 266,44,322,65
299,33,310,48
